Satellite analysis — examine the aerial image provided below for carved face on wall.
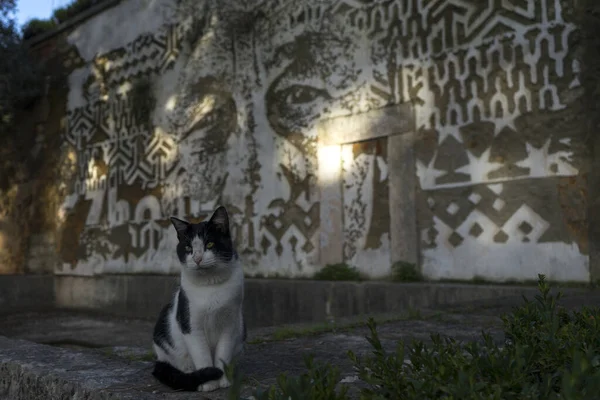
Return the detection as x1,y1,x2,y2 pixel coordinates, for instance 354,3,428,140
264,17,383,153
161,36,240,216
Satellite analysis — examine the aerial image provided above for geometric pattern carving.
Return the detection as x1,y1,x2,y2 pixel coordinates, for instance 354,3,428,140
93,24,184,88
446,202,460,216
424,182,555,249
443,203,552,247
503,204,550,243
448,231,464,248
492,198,506,211
469,222,483,238
519,221,533,235
261,165,319,257
468,193,482,205
66,97,179,190
352,0,584,190
493,230,509,244
427,197,436,208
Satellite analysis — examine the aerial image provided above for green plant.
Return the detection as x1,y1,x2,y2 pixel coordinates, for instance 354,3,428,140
470,275,487,284
1,0,43,186
313,263,363,281
270,324,334,341
391,261,423,282
21,18,57,40
406,307,422,320
52,7,70,24
52,0,96,24
349,275,600,399
224,358,245,400
233,275,600,399
251,355,348,400
21,0,99,40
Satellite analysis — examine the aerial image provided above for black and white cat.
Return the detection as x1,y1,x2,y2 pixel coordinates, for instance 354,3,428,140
152,206,246,392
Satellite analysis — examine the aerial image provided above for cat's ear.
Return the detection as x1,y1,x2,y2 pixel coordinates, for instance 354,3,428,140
170,217,190,233
209,206,229,234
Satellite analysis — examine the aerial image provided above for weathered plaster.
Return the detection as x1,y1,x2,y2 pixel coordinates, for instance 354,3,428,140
388,131,418,266
52,0,588,281
418,177,589,282
317,144,343,266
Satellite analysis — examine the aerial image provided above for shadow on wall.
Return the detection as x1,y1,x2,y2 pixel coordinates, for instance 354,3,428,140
0,35,75,274
577,0,600,283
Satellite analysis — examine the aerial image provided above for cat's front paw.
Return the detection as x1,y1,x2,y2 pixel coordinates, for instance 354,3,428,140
198,380,220,392
218,375,231,389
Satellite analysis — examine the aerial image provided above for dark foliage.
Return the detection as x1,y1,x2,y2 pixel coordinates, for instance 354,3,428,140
237,275,600,399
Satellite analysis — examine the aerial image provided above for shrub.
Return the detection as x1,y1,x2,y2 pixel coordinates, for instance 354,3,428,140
1,0,43,183
237,275,600,399
252,356,348,400
51,7,70,24
21,18,57,40
21,0,101,40
52,0,97,24
313,263,363,281
390,261,423,282
352,275,600,399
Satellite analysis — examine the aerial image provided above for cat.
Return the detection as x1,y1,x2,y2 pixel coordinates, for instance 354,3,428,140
151,206,246,392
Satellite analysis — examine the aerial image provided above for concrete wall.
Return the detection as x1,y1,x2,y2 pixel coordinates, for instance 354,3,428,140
3,0,589,282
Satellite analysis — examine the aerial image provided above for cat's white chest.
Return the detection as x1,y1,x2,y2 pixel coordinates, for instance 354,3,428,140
184,270,244,338
192,287,236,313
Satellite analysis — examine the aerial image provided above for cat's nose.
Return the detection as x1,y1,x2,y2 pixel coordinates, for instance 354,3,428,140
193,253,203,264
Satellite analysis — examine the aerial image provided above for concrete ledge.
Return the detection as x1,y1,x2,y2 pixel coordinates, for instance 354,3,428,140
1,274,588,328
52,275,579,328
0,336,204,400
0,275,54,314
54,275,179,320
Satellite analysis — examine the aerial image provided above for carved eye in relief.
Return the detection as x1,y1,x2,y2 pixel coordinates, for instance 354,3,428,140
283,85,329,105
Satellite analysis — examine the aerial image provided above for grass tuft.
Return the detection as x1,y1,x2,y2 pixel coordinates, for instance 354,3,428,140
390,261,423,282
313,263,363,281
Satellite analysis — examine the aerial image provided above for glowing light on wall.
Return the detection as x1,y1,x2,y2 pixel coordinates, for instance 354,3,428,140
317,144,342,186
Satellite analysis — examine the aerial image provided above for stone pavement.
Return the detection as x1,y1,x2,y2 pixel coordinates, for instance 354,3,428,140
0,288,598,399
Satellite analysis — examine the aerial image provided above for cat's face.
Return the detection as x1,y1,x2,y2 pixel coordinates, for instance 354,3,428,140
170,206,235,271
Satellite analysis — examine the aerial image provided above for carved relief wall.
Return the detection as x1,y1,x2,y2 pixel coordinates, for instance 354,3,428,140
57,0,588,281
407,1,588,282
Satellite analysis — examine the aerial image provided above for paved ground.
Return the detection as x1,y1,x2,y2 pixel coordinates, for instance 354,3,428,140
0,310,503,399
1,288,599,399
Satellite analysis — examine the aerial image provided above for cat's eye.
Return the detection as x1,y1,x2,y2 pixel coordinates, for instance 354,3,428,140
206,242,214,249
185,246,192,253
